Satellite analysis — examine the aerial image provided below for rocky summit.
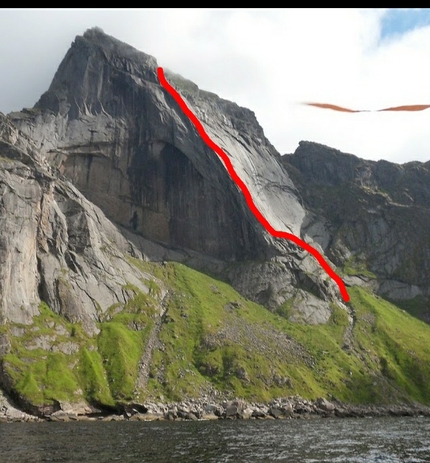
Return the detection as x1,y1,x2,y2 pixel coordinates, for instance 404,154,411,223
1,28,430,420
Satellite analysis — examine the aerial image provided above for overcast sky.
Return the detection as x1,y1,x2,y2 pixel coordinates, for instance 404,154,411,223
1,8,430,164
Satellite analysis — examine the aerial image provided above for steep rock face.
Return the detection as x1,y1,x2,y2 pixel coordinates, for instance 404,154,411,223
0,111,165,333
283,141,430,321
11,28,342,314
11,29,274,261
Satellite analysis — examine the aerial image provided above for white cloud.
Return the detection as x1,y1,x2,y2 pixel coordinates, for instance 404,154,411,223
1,8,430,163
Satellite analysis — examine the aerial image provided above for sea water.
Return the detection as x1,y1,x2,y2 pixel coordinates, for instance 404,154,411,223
1,416,429,462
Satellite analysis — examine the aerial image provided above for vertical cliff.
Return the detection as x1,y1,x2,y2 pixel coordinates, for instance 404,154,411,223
11,28,342,314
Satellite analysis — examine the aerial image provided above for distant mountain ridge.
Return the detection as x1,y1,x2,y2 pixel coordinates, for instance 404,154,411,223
283,141,430,322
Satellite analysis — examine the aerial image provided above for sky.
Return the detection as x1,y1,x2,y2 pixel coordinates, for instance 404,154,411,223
1,8,430,164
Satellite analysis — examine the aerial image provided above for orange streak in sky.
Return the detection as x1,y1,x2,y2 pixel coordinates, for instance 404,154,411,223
304,102,430,112
305,102,360,113
378,104,430,112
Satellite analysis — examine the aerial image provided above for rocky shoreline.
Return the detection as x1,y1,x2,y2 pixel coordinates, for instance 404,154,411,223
2,393,430,423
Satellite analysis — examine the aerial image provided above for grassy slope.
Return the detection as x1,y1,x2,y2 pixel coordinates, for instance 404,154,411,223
2,260,430,409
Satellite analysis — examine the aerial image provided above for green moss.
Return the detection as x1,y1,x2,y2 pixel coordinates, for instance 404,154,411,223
4,260,430,408
4,351,81,405
126,256,166,280
140,261,349,401
2,302,92,406
348,287,430,403
77,348,114,406
275,297,295,319
122,289,156,317
16,371,44,404
136,260,430,405
97,322,145,401
328,304,350,328
144,279,161,297
44,353,81,401
3,296,155,407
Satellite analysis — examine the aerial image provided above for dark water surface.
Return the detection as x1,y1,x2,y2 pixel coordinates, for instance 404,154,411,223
1,416,430,462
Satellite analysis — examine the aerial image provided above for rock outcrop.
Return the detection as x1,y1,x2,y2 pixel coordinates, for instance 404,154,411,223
283,141,430,322
0,110,169,332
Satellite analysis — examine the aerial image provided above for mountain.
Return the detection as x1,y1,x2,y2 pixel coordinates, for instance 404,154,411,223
1,28,430,418
282,141,430,323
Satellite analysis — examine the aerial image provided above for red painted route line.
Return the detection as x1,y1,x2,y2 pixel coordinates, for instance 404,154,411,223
157,67,350,303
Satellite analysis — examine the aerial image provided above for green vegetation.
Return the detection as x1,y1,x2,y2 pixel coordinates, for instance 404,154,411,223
3,302,91,406
387,295,430,322
2,286,156,407
129,261,430,405
348,287,430,403
3,261,430,410
97,322,145,401
77,349,114,406
95,282,159,401
342,255,377,279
